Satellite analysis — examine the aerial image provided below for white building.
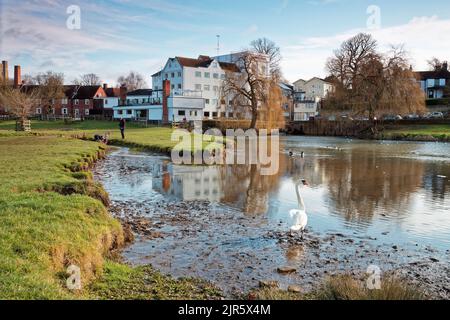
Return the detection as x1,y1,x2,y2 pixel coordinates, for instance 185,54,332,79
293,77,334,100
291,77,335,121
113,88,203,122
152,55,241,119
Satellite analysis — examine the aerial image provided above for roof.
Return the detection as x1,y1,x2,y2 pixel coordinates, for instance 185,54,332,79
104,87,121,98
294,77,334,86
415,68,450,81
127,89,153,96
175,56,240,73
151,71,162,77
20,85,105,99
279,82,294,91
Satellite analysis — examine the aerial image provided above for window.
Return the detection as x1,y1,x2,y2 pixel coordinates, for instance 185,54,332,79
105,100,108,105
127,110,133,115
195,84,202,91
440,78,446,86
85,99,90,105
205,99,210,104
178,72,182,77
204,72,210,78
228,112,234,118
36,108,42,115
62,98,68,105
171,73,175,78
178,84,182,89
212,99,218,106
204,85,210,91
212,112,218,118
221,112,226,118
213,86,219,92
165,73,169,79
62,108,68,115
118,110,123,115
178,110,186,116
171,84,175,89
220,74,226,79
74,99,79,105
85,109,90,115
213,73,219,79
204,112,210,117
195,71,202,78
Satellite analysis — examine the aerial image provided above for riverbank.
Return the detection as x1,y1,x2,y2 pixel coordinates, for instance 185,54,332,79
0,135,222,299
378,124,450,142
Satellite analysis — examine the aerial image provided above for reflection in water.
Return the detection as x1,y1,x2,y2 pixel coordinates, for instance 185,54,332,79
150,137,450,249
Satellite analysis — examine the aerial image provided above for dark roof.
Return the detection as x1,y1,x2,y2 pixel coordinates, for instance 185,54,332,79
104,87,121,98
415,68,450,81
127,89,153,96
20,85,105,99
151,71,162,77
175,56,240,73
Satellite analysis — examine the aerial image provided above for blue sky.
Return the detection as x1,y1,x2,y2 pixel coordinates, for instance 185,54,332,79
1,0,450,85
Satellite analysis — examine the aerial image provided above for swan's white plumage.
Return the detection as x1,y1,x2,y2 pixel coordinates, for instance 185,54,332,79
288,209,308,232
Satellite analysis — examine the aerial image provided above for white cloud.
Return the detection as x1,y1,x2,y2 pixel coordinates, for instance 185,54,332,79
282,15,450,82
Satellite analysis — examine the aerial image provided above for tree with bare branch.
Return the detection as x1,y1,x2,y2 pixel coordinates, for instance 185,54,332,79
33,71,65,114
117,71,147,91
251,37,282,77
0,86,40,130
324,34,425,129
74,73,102,86
222,52,270,129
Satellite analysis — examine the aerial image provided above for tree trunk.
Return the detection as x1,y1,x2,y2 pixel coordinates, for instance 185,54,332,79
250,108,258,129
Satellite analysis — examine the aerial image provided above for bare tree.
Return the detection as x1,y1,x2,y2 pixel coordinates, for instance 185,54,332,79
74,73,102,86
251,37,282,77
117,71,147,91
222,52,270,129
326,33,378,90
427,57,444,71
34,71,65,114
324,36,425,128
0,86,40,130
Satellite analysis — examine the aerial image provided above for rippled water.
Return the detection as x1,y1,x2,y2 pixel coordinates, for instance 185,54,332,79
124,136,449,250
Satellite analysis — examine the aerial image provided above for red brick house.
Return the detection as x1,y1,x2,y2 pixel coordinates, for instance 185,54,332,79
28,85,108,118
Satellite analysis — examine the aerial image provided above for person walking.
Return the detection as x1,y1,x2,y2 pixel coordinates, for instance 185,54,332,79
119,118,126,139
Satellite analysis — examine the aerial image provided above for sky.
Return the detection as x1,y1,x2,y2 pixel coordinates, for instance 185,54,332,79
1,0,450,86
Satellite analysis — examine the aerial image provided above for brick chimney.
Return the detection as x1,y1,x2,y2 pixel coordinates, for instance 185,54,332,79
443,61,448,71
1,61,8,81
103,83,108,90
14,65,21,88
119,84,127,106
162,79,170,124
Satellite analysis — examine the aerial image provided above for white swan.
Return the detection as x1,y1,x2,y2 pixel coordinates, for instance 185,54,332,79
288,179,308,239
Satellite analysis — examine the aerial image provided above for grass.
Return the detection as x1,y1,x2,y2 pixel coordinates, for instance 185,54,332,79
0,120,225,154
0,136,123,299
89,262,223,300
382,124,450,142
250,275,424,301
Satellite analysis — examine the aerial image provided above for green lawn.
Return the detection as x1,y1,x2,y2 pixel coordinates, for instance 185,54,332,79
382,124,450,141
0,136,123,299
0,120,224,154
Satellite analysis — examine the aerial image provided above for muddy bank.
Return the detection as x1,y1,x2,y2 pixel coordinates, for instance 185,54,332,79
93,147,450,299
108,199,449,299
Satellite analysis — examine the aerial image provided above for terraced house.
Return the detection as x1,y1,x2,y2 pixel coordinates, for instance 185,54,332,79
415,62,450,100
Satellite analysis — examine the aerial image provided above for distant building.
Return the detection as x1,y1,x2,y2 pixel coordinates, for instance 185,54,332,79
415,62,450,99
290,77,335,121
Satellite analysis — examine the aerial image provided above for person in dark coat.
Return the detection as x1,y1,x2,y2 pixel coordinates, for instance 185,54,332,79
119,118,126,139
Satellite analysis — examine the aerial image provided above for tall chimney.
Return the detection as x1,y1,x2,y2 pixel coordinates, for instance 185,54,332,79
443,61,448,71
119,84,127,106
103,83,108,90
14,65,21,88
1,61,8,81
162,79,170,124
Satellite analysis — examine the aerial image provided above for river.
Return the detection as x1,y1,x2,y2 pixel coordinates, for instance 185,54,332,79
93,136,450,298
